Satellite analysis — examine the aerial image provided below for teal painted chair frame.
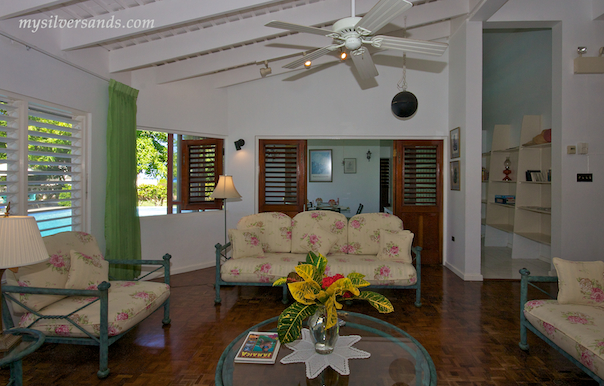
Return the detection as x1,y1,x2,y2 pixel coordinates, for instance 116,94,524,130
1,254,172,379
214,243,423,307
519,268,604,385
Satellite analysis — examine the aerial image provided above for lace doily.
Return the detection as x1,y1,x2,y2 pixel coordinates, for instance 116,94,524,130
280,328,370,379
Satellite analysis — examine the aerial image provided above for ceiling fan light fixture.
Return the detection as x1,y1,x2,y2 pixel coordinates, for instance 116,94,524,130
304,60,312,68
340,50,348,60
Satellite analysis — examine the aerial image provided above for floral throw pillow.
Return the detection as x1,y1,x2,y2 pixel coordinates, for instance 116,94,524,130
553,257,604,306
377,229,414,263
65,250,109,290
228,229,264,259
298,224,338,256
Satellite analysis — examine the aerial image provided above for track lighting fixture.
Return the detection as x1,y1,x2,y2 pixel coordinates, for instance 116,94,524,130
259,60,272,77
234,139,245,151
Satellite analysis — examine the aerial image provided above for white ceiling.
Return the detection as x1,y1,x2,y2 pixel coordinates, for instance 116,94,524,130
0,0,506,86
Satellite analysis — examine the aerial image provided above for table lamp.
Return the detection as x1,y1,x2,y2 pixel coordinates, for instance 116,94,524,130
0,212,49,351
210,175,242,246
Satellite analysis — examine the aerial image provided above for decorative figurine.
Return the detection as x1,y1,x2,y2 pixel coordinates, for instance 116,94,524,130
503,157,512,181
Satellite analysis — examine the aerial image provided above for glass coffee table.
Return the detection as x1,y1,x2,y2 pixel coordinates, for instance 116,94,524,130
216,311,436,386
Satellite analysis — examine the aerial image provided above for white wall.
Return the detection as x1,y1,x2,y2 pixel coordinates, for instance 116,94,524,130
224,52,449,240
488,0,604,262
0,34,110,251
307,139,381,214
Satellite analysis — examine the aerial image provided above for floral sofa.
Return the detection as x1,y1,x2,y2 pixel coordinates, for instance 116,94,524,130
519,258,604,384
214,211,422,306
1,231,171,379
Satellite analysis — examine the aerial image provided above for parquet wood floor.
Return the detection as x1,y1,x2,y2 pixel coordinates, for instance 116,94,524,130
0,265,597,385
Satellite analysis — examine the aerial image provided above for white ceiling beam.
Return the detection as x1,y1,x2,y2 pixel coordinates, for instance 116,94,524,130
0,0,74,20
594,0,604,20
109,0,356,72
155,19,451,84
155,34,332,84
110,0,465,73
469,0,509,21
60,0,286,50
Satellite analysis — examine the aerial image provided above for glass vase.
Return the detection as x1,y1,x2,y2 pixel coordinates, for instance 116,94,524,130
308,305,339,355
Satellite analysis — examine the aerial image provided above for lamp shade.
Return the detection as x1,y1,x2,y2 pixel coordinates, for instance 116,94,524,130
210,175,241,200
0,216,49,269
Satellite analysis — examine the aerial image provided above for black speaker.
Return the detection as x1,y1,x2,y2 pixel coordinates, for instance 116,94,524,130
391,91,418,118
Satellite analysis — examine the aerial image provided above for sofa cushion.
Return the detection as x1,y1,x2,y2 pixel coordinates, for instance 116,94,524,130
6,231,104,313
298,224,339,256
236,212,292,253
221,253,307,283
221,253,417,287
524,300,604,380
18,280,170,338
291,211,348,255
347,213,404,255
228,229,264,259
377,230,414,263
65,250,109,290
553,257,604,306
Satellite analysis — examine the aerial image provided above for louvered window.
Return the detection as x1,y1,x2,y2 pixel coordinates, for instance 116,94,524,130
0,97,18,209
403,145,438,206
0,92,87,236
181,138,223,210
259,139,306,216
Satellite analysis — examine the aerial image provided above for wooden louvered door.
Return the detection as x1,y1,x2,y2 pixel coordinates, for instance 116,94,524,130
393,140,443,264
181,138,223,210
258,139,307,217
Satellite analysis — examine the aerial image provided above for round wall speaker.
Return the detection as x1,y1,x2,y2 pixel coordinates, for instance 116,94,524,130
391,91,418,118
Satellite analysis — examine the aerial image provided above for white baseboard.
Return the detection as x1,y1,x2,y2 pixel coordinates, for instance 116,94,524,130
444,262,484,281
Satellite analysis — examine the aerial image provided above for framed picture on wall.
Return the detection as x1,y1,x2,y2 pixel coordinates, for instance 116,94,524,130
450,127,460,159
450,160,460,190
343,158,356,174
309,149,333,182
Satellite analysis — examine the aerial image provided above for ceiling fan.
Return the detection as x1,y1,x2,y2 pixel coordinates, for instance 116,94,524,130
265,0,448,79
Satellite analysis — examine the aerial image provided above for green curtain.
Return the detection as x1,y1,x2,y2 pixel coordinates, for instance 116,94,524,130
105,79,141,280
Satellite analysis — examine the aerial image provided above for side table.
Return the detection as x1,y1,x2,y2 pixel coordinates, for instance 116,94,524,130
0,329,45,386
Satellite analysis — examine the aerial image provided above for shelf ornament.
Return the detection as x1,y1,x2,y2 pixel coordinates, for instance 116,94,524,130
503,157,512,181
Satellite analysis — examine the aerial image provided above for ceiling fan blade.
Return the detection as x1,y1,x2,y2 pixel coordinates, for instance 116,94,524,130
350,48,379,79
265,20,332,36
355,0,412,35
370,35,448,56
282,45,341,69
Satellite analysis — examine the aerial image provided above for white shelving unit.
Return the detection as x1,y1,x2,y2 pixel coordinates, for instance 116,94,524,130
483,117,552,263
484,125,517,246
512,115,551,261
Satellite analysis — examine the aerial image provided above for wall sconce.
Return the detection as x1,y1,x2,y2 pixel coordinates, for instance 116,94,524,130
260,61,272,78
574,46,604,74
234,139,245,151
366,150,372,161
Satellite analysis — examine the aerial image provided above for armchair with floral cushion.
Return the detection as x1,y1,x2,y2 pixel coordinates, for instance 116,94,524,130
519,257,604,384
0,231,171,379
215,211,421,306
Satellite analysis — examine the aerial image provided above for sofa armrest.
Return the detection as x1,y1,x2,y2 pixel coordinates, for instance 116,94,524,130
106,253,171,285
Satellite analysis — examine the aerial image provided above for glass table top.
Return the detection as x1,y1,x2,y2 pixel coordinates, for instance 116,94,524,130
216,311,436,386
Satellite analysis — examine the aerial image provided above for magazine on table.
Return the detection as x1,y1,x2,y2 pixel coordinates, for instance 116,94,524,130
234,331,281,364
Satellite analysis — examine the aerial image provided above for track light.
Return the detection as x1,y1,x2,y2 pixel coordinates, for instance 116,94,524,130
259,60,272,77
234,139,245,151
340,50,347,60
